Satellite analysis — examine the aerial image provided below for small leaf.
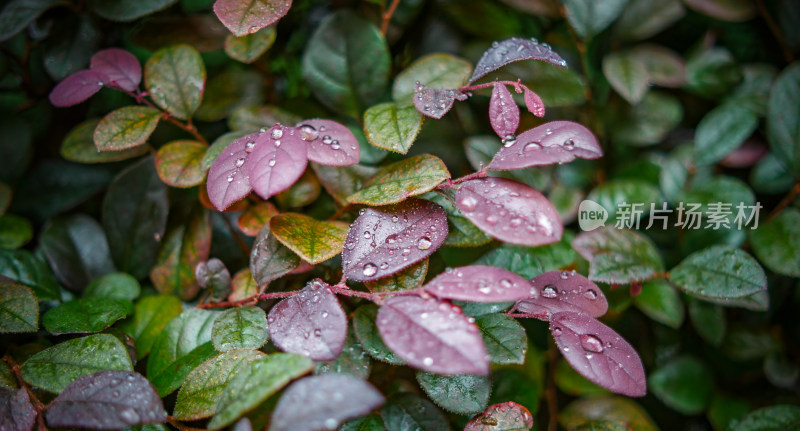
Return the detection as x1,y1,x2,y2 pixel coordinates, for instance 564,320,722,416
468,37,567,84
87,0,179,21
516,270,608,320
225,26,277,63
42,298,129,335
300,119,361,166
683,0,756,22
0,249,61,301
206,132,259,211
633,279,684,329
412,84,465,119
380,393,449,431
195,259,232,302
0,388,36,431
269,213,347,265
0,278,38,333
424,265,531,303
90,48,142,92
767,63,800,175
237,202,278,236
347,154,450,205
150,208,211,301
695,102,758,165
572,227,664,284
312,163,378,205
353,305,404,365
416,372,490,415
670,246,767,301
629,44,686,87
268,279,347,361
213,0,291,37
94,106,161,151
49,70,108,107
249,225,301,286
84,272,140,302
523,87,545,117
562,0,628,39
377,295,489,375
364,102,423,155
145,44,206,120
488,121,602,170
365,259,428,293
474,313,527,364
489,83,520,139
750,208,800,277
0,0,61,41
211,306,268,351
648,355,712,415
247,124,308,200
270,374,385,431
689,300,726,346
230,269,259,301
550,311,647,397
455,177,562,246
61,119,148,163
46,371,166,429
341,198,448,282
393,53,472,102
118,294,182,359
464,401,534,431
560,397,657,431
731,405,800,431
155,140,208,188
0,215,32,249
602,52,649,104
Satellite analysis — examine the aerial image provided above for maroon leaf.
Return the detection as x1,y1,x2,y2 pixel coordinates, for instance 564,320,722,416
488,121,603,170
296,119,360,166
489,83,520,140
424,265,532,303
464,401,534,431
49,69,109,107
213,0,292,37
0,389,36,431
269,374,385,431
468,37,568,84
247,124,308,200
515,270,608,320
267,279,347,361
455,177,562,246
550,311,646,397
377,296,489,375
341,198,448,282
720,139,767,168
523,87,545,117
46,370,167,429
413,83,467,119
206,132,259,211
90,48,141,92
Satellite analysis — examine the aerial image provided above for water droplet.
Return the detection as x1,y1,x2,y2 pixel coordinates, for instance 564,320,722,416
560,271,569,280
271,128,283,139
379,262,389,269
331,143,340,150
322,311,329,318
298,124,318,141
542,285,558,298
363,231,371,239
502,134,517,147
324,418,338,429
509,218,522,227
245,141,255,152
362,263,378,277
314,329,322,337
580,334,604,353
259,127,267,133
584,289,597,300
322,135,332,144
478,285,492,294
552,327,562,336
268,159,276,167
500,279,512,288
417,236,432,250
119,408,140,424
564,139,575,150
274,140,281,147
423,357,434,366
112,390,120,397
235,157,245,167
492,41,499,47
227,175,234,182
391,215,399,223
524,141,542,152
485,215,498,225
458,196,478,212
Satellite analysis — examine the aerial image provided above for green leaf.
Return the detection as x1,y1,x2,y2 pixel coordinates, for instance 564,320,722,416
573,421,632,431
490,368,542,414
416,372,490,415
365,259,428,293
767,63,800,175
155,140,207,188
649,355,713,415
560,397,657,431
211,306,268,351
88,0,178,21
311,163,378,206
555,358,609,397
274,170,321,208
61,119,148,163
20,334,133,393
228,105,300,133
249,226,301,286
0,214,32,249
230,269,259,301
0,249,61,301
562,0,628,39
93,106,161,151
423,191,491,247
633,279,684,329
315,328,371,380
195,69,264,122
602,52,649,104
42,298,129,335
475,244,544,280
39,214,115,291
611,91,683,147
173,349,264,421
686,47,742,99
208,353,313,430
392,53,472,102
302,10,390,117
670,246,766,301
708,393,750,431
683,0,757,22
83,272,141,302
340,414,386,431
688,300,726,346
269,213,348,265
750,152,793,194
722,327,780,362
750,208,800,277
0,0,61,41
353,304,404,365
0,360,16,389
363,102,423,155
380,393,450,431
614,0,685,41
225,26,276,64
145,44,206,120
43,15,99,80
695,103,758,165
587,179,661,221
731,405,800,431
118,294,183,358
0,278,38,333
347,154,450,205
475,313,527,365
573,228,664,284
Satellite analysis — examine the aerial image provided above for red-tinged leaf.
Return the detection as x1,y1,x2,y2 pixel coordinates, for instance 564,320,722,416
90,48,141,92
465,401,534,431
206,132,259,211
488,121,602,170
213,0,292,37
267,279,347,361
46,370,167,429
49,69,108,107
524,88,545,117
269,374,385,431
489,83,520,139
247,124,308,200
237,201,278,236
516,270,608,320
550,311,646,397
0,388,36,431
154,140,207,188
424,265,532,303
377,296,489,375
455,177,562,246
413,83,467,119
297,119,360,166
720,139,767,168
341,198,448,282
468,37,567,84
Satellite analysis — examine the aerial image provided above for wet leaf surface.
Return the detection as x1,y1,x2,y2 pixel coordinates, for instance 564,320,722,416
207,132,260,210
90,48,142,92
249,225,301,286
269,213,348,264
353,304,404,365
247,125,308,200
93,106,160,151
61,119,148,163
417,371,490,415
464,401,534,431
145,44,205,120
43,298,129,335
365,258,428,293
489,83,520,139
119,294,182,359
515,270,608,320
347,154,450,205
424,265,531,303
49,69,108,107
314,328,371,379
468,37,567,84
488,121,602,170
412,84,466,119
213,0,291,37
364,102,423,154
225,26,277,63
572,227,664,284
393,53,472,102
380,393,449,431
474,313,527,364
0,278,38,333
670,245,766,301
523,87,545,117
0,388,36,431
211,306,268,351
299,119,360,166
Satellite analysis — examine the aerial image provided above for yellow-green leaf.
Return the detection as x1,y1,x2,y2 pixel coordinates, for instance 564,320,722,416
364,102,423,154
224,26,276,64
93,106,161,151
145,44,206,120
155,140,208,188
347,154,450,206
62,119,148,163
269,213,348,264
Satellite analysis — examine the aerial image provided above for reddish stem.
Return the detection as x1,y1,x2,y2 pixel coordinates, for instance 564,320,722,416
437,169,488,189
460,80,526,93
505,311,548,320
379,0,402,35
768,182,800,221
197,291,298,308
122,89,209,145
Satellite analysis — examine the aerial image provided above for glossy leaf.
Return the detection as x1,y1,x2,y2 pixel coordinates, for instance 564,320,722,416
424,265,531,303
268,279,347,361
670,246,767,301
0,388,36,431
364,102,423,155
39,214,115,291
314,328,370,379
90,48,142,92
550,311,647,397
489,83,520,139
767,63,800,175
269,213,347,264
61,119,148,163
213,0,291,37
603,52,649,104
572,227,664,284
247,125,309,200
524,87,545,117
0,251,60,302
150,208,211,301
468,37,567,84
20,334,133,393
423,190,492,247
614,0,685,41
633,280,684,329
648,355,712,415
365,259,428,293
250,225,301,286
0,279,38,333
560,397,657,431
393,53,472,102
211,306,268,351
731,405,800,431
474,313,527,364
353,305,404,365
145,44,206,120
456,177,562,246
83,273,140,303
88,0,178,21
488,121,602,170
49,69,108,107
348,154,449,205
464,401,534,431
43,298,129,335
225,26,277,63
119,294,182,358
94,106,161,151
155,140,207,188
412,84,466,119
207,132,259,210
270,374,385,431
46,371,166,429
341,198,448,282
562,0,628,39
297,119,360,166
750,208,800,277
695,103,758,165
416,371,490,415
380,393,449,431
377,295,489,375
516,270,608,320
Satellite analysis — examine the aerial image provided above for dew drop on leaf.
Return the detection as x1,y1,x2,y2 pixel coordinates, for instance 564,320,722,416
271,128,283,139
363,263,378,277
542,285,558,298
580,334,604,353
298,124,318,141
417,236,432,250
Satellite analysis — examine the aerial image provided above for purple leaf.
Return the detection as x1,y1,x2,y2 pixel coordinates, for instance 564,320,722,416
341,198,448,282
720,139,767,168
296,119,360,166
269,374,385,431
0,389,36,431
247,124,308,200
515,270,608,320
213,0,292,37
90,48,141,92
424,265,532,303
488,121,603,170
413,83,467,119
523,87,545,117
49,69,109,107
267,279,347,361
46,370,167,429
489,82,520,139
468,37,568,84
377,295,489,375
464,401,534,431
206,132,259,211
550,311,646,397
455,177,562,246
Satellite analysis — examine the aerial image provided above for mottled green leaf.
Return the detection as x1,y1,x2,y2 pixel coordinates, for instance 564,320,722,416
88,0,178,21
0,249,61,301
416,371,490,415
380,393,449,431
474,244,544,280
213,0,290,37
151,208,210,301
560,397,657,431
475,313,527,365
573,228,664,284
750,208,800,277
603,51,649,104
671,246,766,301
42,298,129,335
61,119,148,163
649,355,713,415
230,268,260,301
237,202,278,237
347,154,449,205
93,106,161,151
731,404,800,431
750,152,793,194
211,306,268,351
365,259,428,293
686,47,742,99
145,44,206,120
0,277,38,333
0,214,32,249
634,279,684,329
695,103,758,165
315,328,371,380
562,0,628,39
353,304,403,365
249,225,300,286
768,63,800,175
155,140,207,188
364,102,423,155
83,272,141,302
311,163,378,206
225,26,276,64
269,213,347,265
119,294,183,358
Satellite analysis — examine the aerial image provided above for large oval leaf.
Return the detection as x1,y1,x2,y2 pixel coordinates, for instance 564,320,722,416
489,83,520,139
39,214,114,292
213,0,291,37
94,106,161,151
364,102,423,154
377,295,489,375
206,132,259,211
488,121,602,170
572,227,664,284
49,69,108,107
516,270,608,320
211,306,268,351
602,52,649,104
455,177,562,246
247,124,308,200
0,278,38,333
154,140,207,188
469,37,567,84
670,245,767,301
347,154,450,205
145,44,205,120
90,48,141,92
393,53,472,102
423,265,531,303
42,298,129,335
270,213,348,264
118,294,182,359
61,119,148,163
648,355,712,415
341,198,448,282
298,119,360,166
225,26,277,63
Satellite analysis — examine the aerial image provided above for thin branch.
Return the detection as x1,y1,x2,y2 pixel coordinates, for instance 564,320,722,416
121,89,209,145
756,0,795,64
197,291,299,308
380,0,402,36
768,182,800,221
436,169,488,189
460,80,525,93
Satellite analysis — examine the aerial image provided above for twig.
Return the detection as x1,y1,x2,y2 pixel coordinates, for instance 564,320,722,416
3,356,47,430
768,182,800,221
436,170,488,189
380,0,402,35
460,80,527,93
756,0,795,64
197,291,298,308
122,89,209,145
167,416,207,431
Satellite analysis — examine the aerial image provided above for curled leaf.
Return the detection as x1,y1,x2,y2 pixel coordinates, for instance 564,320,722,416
297,119,360,166
469,37,567,84
90,48,141,92
247,125,308,200
412,83,467,119
489,82,520,139
423,265,532,303
49,69,109,107
516,270,608,320
488,121,602,170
